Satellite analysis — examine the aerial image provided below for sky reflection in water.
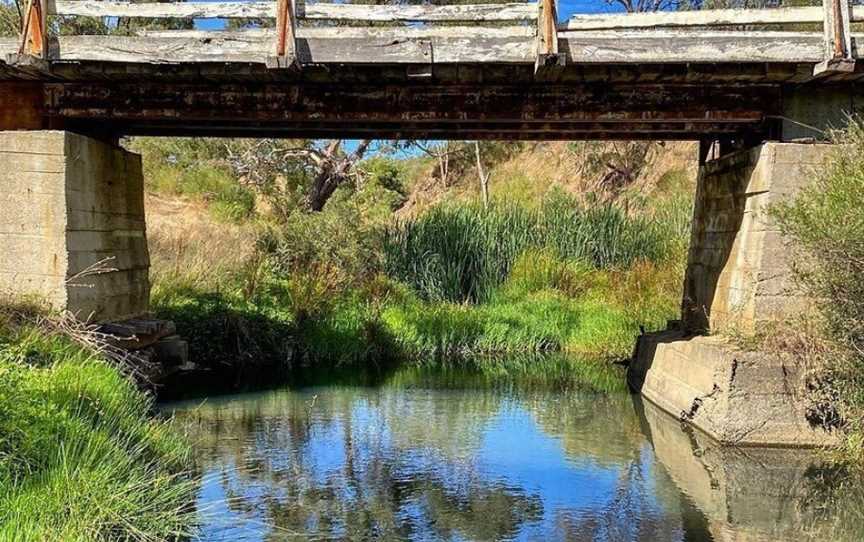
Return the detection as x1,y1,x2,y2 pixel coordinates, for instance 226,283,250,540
167,384,864,542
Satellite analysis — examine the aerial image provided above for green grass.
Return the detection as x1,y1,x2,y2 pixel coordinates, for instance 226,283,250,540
377,257,679,361
0,314,196,541
383,191,685,304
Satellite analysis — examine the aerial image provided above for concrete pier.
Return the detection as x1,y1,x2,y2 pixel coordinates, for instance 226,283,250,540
0,131,149,321
630,142,839,447
637,398,845,541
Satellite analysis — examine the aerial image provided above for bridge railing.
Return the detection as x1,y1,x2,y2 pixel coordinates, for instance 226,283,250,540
13,1,544,67
7,0,858,76
564,1,857,75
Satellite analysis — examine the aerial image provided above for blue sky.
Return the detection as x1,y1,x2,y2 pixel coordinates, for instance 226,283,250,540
193,0,628,30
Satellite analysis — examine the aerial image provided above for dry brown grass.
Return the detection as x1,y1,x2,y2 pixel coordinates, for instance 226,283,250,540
146,194,259,296
398,141,698,216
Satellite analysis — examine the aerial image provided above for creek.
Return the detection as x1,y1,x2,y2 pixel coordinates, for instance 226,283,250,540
164,363,864,541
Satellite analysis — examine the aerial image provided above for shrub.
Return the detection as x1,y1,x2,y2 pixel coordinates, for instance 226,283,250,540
773,122,864,430
260,200,382,298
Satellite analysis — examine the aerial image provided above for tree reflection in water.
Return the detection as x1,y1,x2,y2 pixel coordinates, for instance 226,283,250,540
167,380,864,541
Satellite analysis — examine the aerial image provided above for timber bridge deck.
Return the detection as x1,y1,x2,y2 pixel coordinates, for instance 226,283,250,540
1,0,863,140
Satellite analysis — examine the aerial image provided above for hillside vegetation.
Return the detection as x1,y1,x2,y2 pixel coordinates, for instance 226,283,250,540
771,124,864,465
139,138,696,392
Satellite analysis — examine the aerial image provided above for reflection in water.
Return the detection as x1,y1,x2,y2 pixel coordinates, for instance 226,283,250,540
166,375,864,541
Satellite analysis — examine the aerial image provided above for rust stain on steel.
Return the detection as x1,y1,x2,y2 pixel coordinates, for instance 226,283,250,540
36,81,776,141
0,82,46,130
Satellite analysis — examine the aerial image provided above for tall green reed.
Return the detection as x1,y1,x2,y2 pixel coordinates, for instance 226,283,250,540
384,192,684,304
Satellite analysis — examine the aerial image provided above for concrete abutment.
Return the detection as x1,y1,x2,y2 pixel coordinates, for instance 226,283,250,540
0,130,149,321
630,141,840,447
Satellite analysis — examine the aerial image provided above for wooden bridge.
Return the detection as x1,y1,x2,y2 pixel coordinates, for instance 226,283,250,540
1,0,863,140
0,1,854,447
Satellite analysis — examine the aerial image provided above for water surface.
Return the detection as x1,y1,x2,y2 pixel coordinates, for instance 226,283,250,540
167,371,864,541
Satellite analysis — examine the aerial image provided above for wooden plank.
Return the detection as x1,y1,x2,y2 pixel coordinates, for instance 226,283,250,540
50,1,537,21
42,35,533,64
45,31,847,65
137,26,536,39
563,31,829,63
53,35,430,64
564,6,864,30
114,122,749,141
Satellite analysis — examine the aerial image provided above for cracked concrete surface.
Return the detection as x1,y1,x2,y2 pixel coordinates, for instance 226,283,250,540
630,330,839,447
630,143,839,447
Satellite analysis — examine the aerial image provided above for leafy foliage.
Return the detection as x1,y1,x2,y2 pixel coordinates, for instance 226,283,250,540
773,122,864,422
0,1,17,37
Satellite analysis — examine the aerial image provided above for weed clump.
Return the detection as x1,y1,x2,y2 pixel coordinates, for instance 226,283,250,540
383,192,684,304
772,122,864,461
0,308,196,541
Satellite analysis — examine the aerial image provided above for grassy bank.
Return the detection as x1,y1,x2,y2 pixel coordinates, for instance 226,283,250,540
770,124,864,464
0,308,196,541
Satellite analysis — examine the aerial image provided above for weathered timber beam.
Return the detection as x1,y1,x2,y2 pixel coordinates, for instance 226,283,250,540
136,26,537,40
562,31,831,63
65,117,763,140
44,83,778,125
814,0,855,76
0,82,46,130
10,32,853,66
565,5,864,30
49,1,536,22
535,0,565,81
39,35,516,64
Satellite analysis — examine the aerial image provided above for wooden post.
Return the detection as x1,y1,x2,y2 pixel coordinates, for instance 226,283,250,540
814,0,855,76
535,0,565,81
7,0,50,72
19,0,47,58
267,0,300,69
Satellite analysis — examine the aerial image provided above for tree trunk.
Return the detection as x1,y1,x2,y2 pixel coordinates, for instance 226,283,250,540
305,139,372,212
